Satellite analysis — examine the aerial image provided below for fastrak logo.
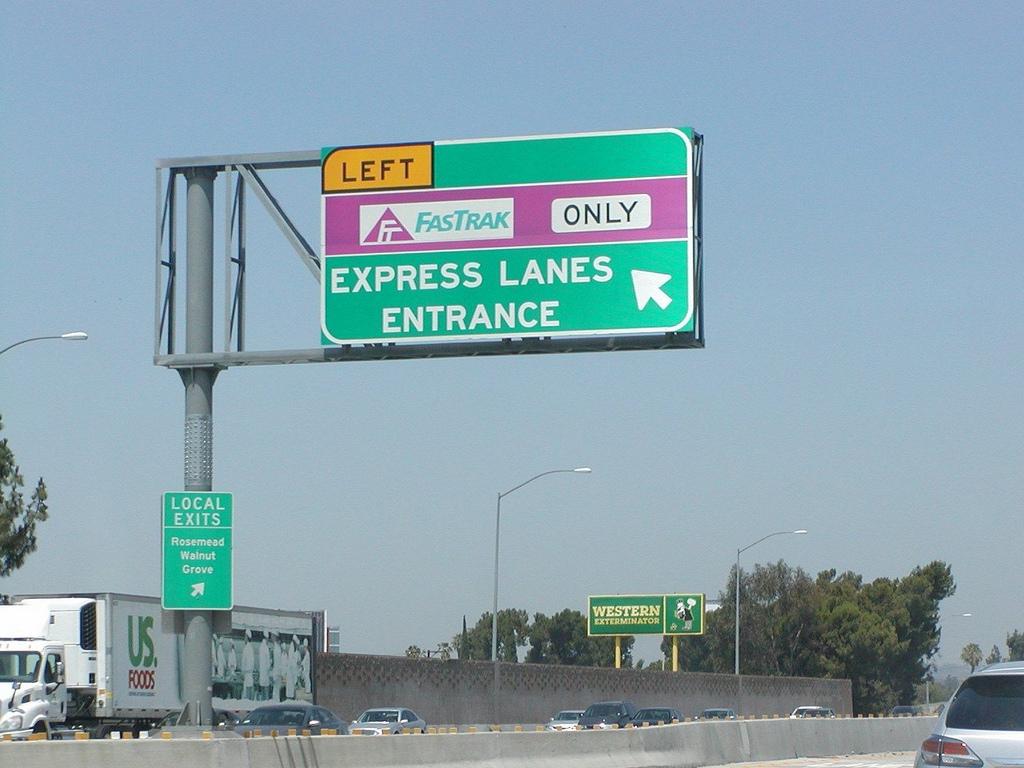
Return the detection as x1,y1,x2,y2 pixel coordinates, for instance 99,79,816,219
360,198,514,245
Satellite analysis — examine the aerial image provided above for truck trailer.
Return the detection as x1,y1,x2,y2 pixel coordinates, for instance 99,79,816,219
0,593,323,739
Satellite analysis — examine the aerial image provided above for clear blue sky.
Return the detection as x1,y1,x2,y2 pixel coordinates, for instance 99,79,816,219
2,2,1021,668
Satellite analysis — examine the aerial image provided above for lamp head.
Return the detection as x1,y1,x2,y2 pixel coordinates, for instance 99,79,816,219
573,467,592,473
61,331,88,341
793,529,808,535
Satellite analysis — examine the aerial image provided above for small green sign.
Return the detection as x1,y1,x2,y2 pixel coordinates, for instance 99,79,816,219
161,492,233,610
587,593,705,636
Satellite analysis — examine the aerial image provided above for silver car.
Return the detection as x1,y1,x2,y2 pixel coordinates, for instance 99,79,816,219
350,707,426,735
545,709,584,731
915,661,1024,767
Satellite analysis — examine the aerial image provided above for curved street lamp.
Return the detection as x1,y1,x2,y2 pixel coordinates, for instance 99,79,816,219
491,466,591,721
0,331,88,358
735,528,807,675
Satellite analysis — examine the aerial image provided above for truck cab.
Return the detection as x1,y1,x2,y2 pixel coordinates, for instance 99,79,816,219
0,598,95,738
0,642,67,737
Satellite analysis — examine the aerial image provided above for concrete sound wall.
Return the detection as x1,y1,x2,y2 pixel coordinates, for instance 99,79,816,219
315,653,852,724
4,716,936,768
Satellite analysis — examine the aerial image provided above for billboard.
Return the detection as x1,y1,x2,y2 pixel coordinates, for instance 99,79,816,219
587,593,705,636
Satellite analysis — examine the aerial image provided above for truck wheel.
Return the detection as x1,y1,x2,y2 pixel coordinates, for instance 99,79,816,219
32,721,49,739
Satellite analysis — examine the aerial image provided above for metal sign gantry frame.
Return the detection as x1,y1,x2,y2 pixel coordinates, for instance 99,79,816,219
153,138,703,370
153,142,701,724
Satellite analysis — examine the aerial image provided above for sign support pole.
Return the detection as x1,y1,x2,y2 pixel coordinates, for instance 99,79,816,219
178,166,218,727
615,636,621,669
672,636,679,672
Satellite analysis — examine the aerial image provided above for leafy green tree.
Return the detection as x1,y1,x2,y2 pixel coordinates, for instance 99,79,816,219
526,609,632,667
664,561,820,676
1,415,49,577
1007,630,1024,661
961,643,983,673
816,571,902,713
985,645,1002,666
815,562,954,713
454,609,530,662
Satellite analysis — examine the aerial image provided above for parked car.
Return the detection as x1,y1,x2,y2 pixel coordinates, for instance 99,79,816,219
545,709,585,731
631,707,682,726
578,700,638,729
790,706,836,718
156,708,240,730
891,705,920,717
237,702,346,736
698,708,737,720
914,660,1024,768
350,707,426,735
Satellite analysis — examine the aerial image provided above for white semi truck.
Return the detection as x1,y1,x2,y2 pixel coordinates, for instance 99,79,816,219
0,593,323,739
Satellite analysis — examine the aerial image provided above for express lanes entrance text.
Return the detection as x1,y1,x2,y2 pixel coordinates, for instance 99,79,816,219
329,255,613,334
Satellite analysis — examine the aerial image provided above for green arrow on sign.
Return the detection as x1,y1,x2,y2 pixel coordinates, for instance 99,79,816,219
162,492,233,610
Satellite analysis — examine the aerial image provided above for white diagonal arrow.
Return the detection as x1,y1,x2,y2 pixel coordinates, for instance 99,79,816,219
191,582,205,598
631,270,673,310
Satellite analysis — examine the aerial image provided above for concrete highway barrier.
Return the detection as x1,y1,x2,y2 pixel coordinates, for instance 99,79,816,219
1,715,936,768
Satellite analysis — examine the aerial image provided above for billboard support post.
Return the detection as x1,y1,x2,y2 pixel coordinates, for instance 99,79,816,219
179,166,219,727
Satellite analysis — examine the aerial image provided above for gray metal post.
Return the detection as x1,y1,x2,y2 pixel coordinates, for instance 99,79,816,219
734,549,741,676
179,167,218,726
492,492,501,724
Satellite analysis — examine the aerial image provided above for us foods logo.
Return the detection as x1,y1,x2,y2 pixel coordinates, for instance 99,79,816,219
127,615,158,694
360,198,514,245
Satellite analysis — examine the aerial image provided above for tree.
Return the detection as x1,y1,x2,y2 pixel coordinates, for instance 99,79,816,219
985,645,1002,666
454,609,530,662
961,643,983,673
526,609,632,667
1,415,49,577
814,561,954,713
1007,630,1024,661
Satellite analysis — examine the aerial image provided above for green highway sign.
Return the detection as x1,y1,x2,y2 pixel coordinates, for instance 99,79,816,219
588,593,705,636
321,128,698,345
161,492,233,610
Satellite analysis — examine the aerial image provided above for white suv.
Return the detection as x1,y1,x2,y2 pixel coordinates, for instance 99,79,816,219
915,660,1024,767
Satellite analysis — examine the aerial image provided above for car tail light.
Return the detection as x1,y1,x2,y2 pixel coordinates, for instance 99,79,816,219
919,735,983,767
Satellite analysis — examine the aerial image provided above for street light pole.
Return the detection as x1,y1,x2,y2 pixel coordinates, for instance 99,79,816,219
491,467,590,723
0,331,88,358
734,529,807,676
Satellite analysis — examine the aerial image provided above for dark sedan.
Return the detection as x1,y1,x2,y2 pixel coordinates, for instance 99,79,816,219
578,700,638,729
631,707,682,726
237,702,347,736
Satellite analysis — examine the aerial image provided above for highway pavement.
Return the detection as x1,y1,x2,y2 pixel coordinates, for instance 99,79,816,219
705,753,916,768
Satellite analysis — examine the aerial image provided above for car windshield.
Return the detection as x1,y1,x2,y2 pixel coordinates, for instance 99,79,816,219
585,704,620,717
946,675,1024,731
242,708,307,727
554,711,581,720
704,709,730,717
0,651,41,683
360,710,400,723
